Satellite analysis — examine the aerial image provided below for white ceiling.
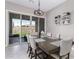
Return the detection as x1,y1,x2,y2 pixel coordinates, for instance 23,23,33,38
6,0,66,12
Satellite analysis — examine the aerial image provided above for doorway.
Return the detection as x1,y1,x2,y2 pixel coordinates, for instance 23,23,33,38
9,12,45,44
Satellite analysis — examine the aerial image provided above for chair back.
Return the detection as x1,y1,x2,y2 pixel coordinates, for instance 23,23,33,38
46,32,52,37
60,39,72,56
29,36,37,53
41,31,46,38
31,32,38,38
31,32,38,36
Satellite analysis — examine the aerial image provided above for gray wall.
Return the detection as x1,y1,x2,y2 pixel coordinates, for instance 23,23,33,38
46,0,74,40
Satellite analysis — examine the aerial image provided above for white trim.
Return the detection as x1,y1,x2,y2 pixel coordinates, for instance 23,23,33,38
45,17,47,33
20,14,22,43
6,9,45,18
5,10,9,47
38,18,40,33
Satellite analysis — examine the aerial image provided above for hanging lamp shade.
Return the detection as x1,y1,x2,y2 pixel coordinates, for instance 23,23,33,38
34,0,44,16
34,9,44,16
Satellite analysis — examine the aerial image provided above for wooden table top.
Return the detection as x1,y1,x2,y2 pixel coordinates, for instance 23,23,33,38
36,37,60,55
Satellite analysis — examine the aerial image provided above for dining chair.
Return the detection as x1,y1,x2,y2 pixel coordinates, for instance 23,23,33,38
51,33,61,40
31,32,38,35
29,36,43,59
50,39,73,59
46,32,52,37
31,32,39,39
26,35,32,57
41,31,46,38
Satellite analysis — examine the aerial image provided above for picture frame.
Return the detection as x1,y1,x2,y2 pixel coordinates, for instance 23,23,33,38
55,15,61,24
54,12,71,25
62,12,71,24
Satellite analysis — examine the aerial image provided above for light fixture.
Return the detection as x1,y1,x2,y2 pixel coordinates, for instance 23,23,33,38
34,0,44,16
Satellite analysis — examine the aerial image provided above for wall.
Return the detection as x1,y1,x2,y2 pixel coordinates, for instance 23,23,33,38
5,10,9,47
46,0,74,40
6,1,33,15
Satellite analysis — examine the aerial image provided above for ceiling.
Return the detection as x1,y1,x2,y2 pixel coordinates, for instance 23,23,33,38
6,0,66,12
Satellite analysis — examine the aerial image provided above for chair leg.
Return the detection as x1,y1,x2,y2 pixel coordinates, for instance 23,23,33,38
30,55,32,59
28,51,31,57
59,56,62,59
28,48,30,57
29,47,32,57
35,55,37,59
27,46,29,53
68,53,70,59
35,50,37,59
30,50,33,59
27,43,30,53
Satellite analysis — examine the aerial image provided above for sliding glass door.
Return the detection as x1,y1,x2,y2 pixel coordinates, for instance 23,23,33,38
9,12,45,44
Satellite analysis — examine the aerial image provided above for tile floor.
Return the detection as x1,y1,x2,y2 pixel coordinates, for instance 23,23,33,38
5,42,74,59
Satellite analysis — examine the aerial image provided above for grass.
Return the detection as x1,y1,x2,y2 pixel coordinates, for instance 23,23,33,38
13,32,30,37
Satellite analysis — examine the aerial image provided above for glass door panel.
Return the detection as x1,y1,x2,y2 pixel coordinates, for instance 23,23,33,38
9,13,21,44
39,18,45,32
12,19,21,35
31,20,35,33
32,17,38,33
21,20,30,37
21,15,30,42
39,18,45,38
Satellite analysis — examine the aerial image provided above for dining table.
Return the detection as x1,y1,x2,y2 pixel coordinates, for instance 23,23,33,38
34,37,61,59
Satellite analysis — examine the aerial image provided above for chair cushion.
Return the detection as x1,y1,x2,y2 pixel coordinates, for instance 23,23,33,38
51,53,68,59
36,49,42,54
31,48,42,57
51,53,59,59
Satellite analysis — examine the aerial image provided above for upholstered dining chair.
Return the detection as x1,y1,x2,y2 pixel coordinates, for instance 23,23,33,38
26,35,31,57
46,32,52,37
31,32,39,39
29,36,43,59
41,31,46,38
50,39,73,59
